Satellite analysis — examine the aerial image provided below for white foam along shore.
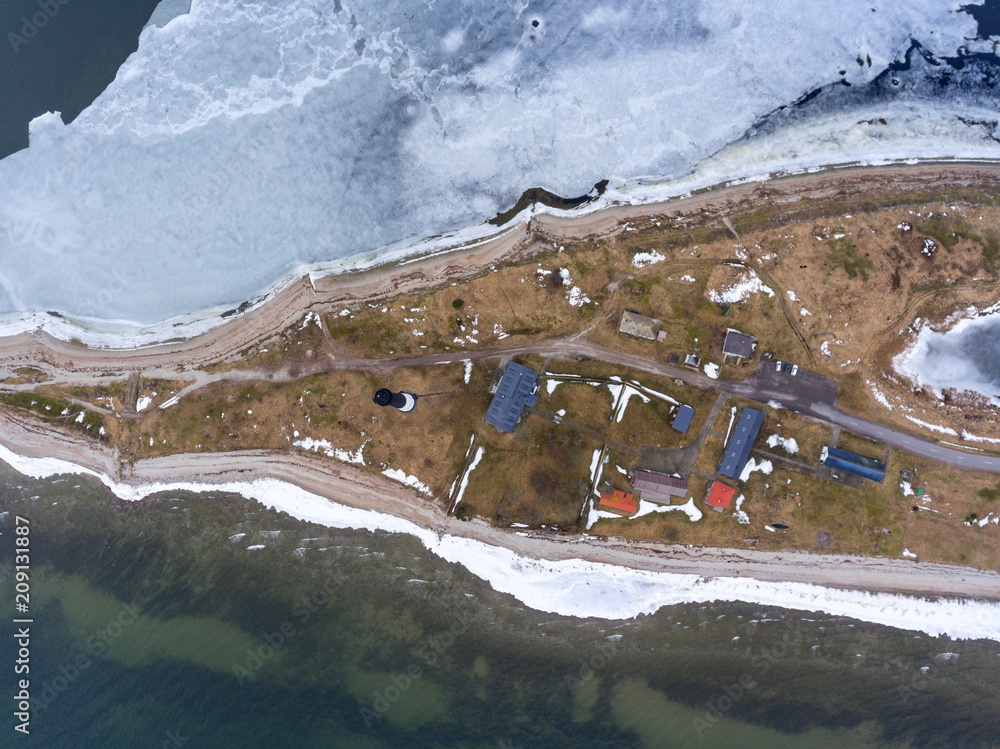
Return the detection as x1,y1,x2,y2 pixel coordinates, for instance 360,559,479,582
2,442,998,642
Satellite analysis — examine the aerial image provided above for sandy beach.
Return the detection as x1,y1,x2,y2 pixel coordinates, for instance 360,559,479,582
2,404,999,608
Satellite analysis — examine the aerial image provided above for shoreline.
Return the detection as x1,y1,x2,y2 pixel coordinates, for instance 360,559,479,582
3,158,1000,356
1,408,998,641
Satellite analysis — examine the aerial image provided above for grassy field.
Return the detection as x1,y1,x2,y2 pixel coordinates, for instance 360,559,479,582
835,430,886,461
0,391,105,438
757,410,832,466
464,412,599,527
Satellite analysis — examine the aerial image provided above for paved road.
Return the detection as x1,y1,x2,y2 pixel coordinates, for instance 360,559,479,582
5,333,1000,473
374,339,1000,473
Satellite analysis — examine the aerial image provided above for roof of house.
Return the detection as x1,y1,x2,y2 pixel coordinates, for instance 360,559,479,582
671,404,695,433
484,362,539,433
718,407,764,479
707,481,735,509
820,446,887,482
599,490,638,515
722,329,756,359
619,310,660,341
633,469,687,491
632,469,687,501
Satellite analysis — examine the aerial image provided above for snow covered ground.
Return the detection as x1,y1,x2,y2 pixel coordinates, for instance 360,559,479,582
0,0,996,344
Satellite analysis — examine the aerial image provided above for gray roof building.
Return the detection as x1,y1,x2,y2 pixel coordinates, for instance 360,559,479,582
484,362,539,433
632,469,688,504
619,310,660,341
718,407,764,479
722,329,756,360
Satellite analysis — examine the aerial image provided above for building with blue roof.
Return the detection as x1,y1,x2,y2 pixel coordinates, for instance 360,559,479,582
820,446,886,483
671,405,695,434
718,407,764,480
484,362,539,433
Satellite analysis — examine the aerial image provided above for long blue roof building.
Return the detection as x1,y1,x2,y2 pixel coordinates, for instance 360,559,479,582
484,362,538,433
820,447,886,483
718,407,764,480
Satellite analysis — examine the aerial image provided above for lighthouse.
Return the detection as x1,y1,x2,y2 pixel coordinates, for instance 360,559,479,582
373,388,417,413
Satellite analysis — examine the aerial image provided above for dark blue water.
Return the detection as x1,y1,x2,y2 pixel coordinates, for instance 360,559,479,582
0,0,161,159
1,465,999,748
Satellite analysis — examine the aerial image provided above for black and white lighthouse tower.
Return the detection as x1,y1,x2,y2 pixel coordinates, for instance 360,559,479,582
373,388,417,413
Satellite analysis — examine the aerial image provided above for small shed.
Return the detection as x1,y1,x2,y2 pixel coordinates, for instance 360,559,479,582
598,490,638,516
619,311,660,341
632,469,687,504
722,329,756,362
707,481,735,512
684,354,701,370
671,405,695,433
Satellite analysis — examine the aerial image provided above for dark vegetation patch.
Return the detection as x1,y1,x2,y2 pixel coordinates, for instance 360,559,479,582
826,238,874,280
0,392,104,437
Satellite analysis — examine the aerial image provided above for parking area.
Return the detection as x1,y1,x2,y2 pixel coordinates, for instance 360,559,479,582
752,361,839,408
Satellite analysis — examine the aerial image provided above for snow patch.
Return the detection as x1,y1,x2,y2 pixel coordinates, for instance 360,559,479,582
382,468,434,497
708,267,774,304
739,457,773,482
765,434,799,454
632,250,665,268
294,437,367,465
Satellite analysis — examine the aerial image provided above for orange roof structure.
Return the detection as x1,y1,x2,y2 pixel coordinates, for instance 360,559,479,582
707,481,735,509
598,490,638,516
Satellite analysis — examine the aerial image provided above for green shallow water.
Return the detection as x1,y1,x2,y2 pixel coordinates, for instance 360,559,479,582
1,462,999,748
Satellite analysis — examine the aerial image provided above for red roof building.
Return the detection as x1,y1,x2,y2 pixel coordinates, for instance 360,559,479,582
707,481,735,511
598,490,638,516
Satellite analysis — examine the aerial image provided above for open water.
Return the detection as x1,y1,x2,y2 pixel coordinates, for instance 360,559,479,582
1,463,1000,748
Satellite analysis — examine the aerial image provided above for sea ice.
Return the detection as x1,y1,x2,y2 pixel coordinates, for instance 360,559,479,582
0,0,988,343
